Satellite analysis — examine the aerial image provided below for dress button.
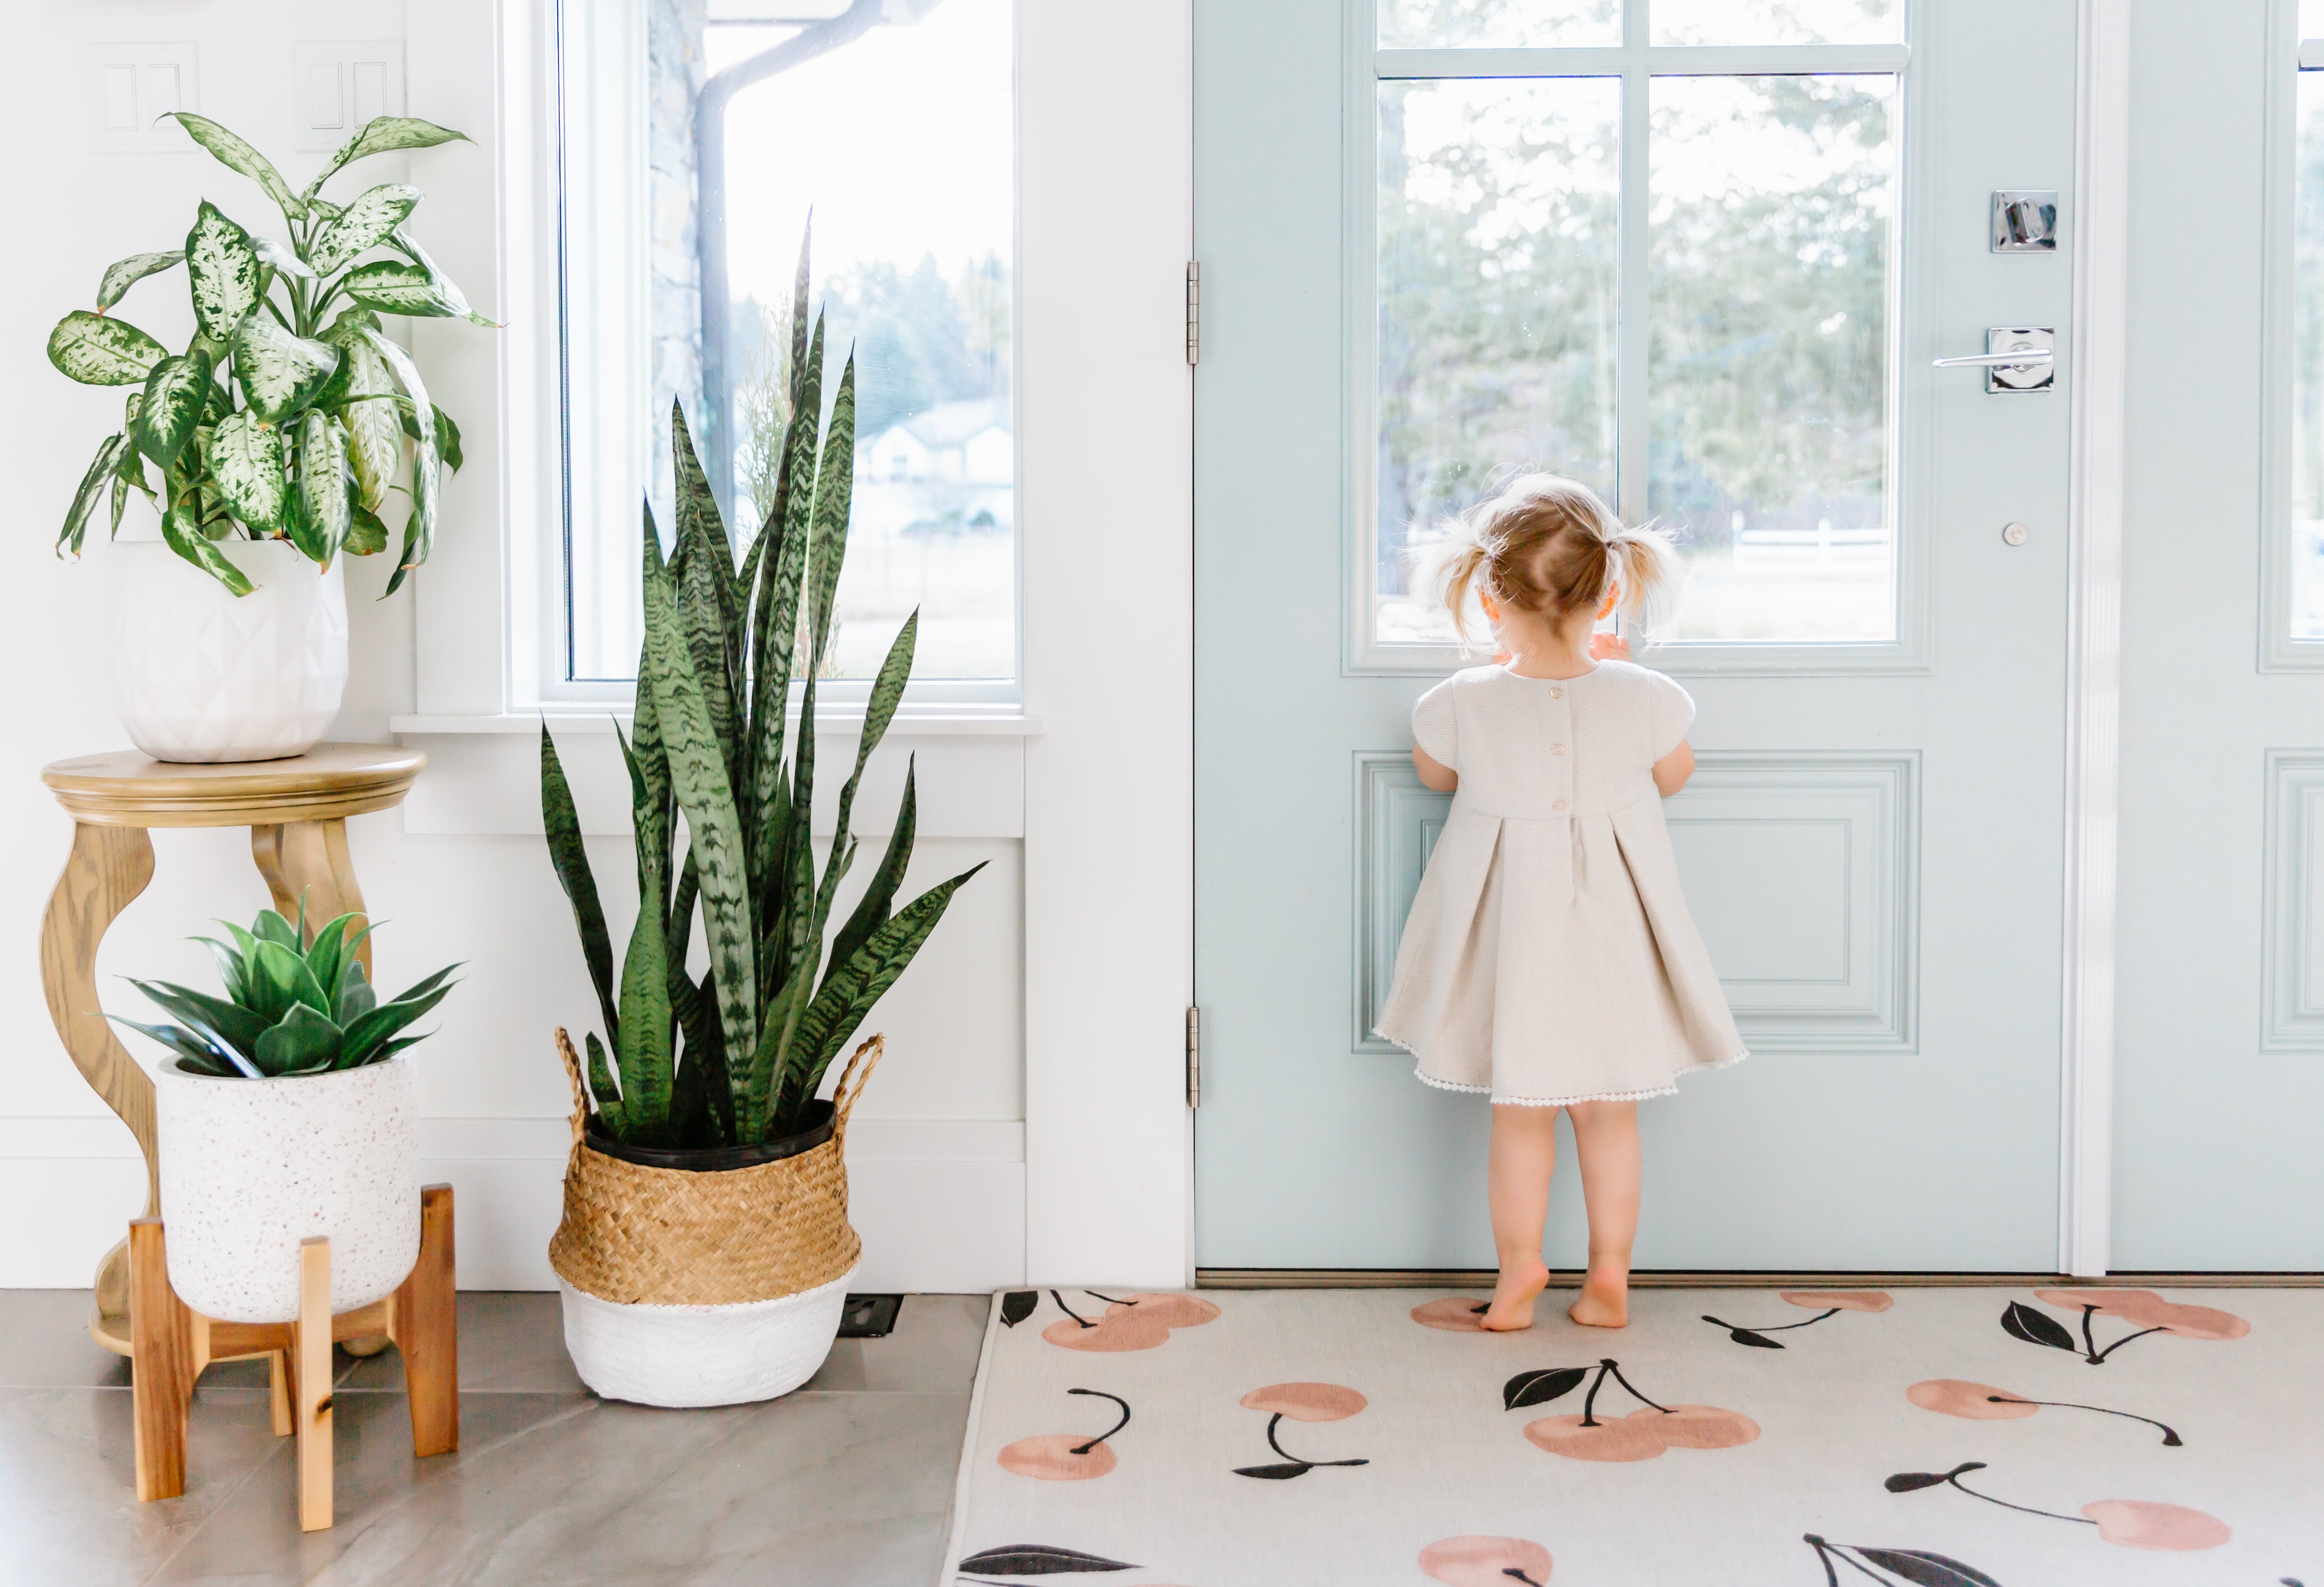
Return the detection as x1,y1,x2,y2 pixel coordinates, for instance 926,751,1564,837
1549,686,1563,699
1551,743,1566,755
1553,799,1568,812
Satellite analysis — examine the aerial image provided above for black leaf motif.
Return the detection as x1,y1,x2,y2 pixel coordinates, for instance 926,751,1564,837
1853,1547,2007,1587
1729,1327,1784,1349
2000,1300,2077,1352
999,1291,1038,1328
1884,1471,1953,1493
1501,1367,1588,1410
958,1543,1140,1575
1232,1461,1313,1480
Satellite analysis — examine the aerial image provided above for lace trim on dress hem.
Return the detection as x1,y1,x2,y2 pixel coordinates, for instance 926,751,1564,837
1405,1049,1750,1109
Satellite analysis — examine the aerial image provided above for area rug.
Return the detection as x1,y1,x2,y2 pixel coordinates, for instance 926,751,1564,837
940,1285,2322,1586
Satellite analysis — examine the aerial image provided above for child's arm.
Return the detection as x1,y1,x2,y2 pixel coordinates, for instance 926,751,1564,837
1414,745,1458,793
1653,741,1694,797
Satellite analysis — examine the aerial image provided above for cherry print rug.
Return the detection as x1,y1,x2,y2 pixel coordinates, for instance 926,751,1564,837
940,1285,2322,1586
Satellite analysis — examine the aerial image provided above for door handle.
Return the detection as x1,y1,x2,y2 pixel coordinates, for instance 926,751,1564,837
1933,327,2054,392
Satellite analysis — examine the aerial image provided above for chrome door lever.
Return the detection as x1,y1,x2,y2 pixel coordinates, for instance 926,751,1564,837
1934,327,2054,392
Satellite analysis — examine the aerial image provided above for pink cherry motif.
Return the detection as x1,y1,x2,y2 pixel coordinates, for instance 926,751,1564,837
1411,1295,1493,1332
1420,1535,1553,1586
2081,1500,2233,1551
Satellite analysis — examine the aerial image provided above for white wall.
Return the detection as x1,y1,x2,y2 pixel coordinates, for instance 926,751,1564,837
0,0,1030,1294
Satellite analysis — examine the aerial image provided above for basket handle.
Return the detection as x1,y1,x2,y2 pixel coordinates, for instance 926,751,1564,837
553,1028,589,1150
830,1034,886,1141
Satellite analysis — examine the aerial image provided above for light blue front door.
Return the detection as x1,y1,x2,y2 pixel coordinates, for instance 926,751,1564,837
1194,0,2081,1271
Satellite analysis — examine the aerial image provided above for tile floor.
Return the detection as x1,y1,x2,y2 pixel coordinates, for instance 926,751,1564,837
0,1288,988,1587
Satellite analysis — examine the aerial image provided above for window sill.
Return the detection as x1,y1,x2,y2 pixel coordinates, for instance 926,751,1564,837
390,709,1046,738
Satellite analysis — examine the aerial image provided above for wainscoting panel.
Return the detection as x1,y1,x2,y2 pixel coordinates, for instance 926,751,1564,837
2261,750,2324,1052
1354,750,1919,1058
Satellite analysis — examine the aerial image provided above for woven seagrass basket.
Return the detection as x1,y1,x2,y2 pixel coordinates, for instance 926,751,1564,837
548,1030,884,1308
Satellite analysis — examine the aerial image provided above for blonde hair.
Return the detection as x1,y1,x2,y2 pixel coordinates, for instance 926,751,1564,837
1426,474,1680,648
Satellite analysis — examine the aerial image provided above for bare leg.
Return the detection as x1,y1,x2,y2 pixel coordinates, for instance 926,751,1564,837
1565,1100,1640,1328
1481,1104,1558,1330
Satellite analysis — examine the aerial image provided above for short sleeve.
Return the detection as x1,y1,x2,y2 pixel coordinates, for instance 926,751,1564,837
1412,678,1459,769
1646,670,1695,761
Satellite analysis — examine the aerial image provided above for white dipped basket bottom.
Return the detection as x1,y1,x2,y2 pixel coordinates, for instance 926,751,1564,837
547,1031,885,1408
152,1057,419,1323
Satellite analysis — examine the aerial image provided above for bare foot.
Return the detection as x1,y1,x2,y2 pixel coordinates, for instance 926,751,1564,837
1479,1256,1550,1331
1568,1264,1629,1329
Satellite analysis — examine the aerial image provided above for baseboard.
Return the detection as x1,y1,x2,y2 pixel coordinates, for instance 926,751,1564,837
1195,1268,2324,1289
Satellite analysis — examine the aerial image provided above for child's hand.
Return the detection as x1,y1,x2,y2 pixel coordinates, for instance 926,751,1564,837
1589,631,1631,661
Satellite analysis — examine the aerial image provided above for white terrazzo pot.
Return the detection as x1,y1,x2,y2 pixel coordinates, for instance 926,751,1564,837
556,1267,855,1408
153,1057,419,1324
106,539,348,764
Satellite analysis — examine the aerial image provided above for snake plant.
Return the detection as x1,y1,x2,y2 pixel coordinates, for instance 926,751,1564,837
47,113,491,596
541,232,982,1150
114,904,458,1078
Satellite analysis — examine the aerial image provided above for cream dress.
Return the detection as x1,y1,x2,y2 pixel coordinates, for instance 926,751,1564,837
1375,660,1746,1105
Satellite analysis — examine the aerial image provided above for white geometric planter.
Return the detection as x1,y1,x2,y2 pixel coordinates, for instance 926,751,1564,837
556,1266,855,1408
153,1057,419,1324
106,539,348,764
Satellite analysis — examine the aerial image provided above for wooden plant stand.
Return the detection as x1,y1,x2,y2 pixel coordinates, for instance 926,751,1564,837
36,745,425,1356
130,1184,459,1531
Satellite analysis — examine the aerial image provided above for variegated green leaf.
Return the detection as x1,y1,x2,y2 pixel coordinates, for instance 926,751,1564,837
335,344,402,512
250,233,317,280
131,351,215,470
204,409,287,530
60,435,130,556
390,228,498,327
337,260,465,318
345,501,389,556
358,330,439,589
296,412,352,567
47,311,165,385
167,114,305,218
305,116,470,200
185,202,261,340
161,497,256,596
96,250,183,311
233,315,339,422
308,184,421,275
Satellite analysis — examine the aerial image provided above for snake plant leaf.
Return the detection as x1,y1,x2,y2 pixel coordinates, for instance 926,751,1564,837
305,116,470,200
204,409,289,531
778,862,988,1118
126,979,271,1065
338,260,466,319
826,757,918,990
185,202,262,341
358,329,439,588
345,501,390,556
234,315,340,423
295,412,352,567
819,610,915,924
47,311,167,386
643,540,760,1083
168,114,305,219
255,1002,344,1076
613,855,675,1140
336,343,403,512
745,315,823,842
540,723,621,1049
132,351,216,470
250,233,318,281
803,354,858,667
584,1031,628,1136
60,435,131,556
670,408,742,787
159,497,256,595
108,1014,251,1077
96,250,184,311
307,184,421,275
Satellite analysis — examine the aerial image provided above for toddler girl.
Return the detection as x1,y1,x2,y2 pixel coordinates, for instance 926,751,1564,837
1376,475,1745,1331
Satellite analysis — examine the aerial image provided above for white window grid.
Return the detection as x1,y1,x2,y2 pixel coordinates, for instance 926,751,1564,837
2263,0,2324,670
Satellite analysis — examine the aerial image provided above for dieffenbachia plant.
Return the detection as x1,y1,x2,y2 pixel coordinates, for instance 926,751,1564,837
48,113,492,596
541,233,982,1150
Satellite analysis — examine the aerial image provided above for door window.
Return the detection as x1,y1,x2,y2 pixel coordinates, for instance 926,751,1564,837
1361,1,1908,667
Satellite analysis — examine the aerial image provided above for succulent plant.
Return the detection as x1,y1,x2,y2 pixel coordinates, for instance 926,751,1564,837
113,904,457,1078
541,229,982,1150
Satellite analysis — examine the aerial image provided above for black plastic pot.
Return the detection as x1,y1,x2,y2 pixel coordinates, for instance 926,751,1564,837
583,1099,835,1173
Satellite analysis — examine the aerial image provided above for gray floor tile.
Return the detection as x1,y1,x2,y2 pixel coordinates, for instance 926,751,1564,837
334,1291,588,1396
0,1290,266,1390
146,1389,968,1586
0,1385,287,1587
802,1293,991,1393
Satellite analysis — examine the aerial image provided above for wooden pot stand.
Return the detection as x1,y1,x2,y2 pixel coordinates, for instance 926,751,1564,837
130,1184,460,1531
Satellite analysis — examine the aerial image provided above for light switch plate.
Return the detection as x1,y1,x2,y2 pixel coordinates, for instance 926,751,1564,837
293,41,405,153
87,42,199,152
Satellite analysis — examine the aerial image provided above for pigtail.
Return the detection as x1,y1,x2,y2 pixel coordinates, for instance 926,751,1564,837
1424,515,1496,646
1604,522,1682,641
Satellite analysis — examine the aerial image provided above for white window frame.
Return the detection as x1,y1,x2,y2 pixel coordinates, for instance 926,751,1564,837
2261,0,2324,670
1342,1,1931,678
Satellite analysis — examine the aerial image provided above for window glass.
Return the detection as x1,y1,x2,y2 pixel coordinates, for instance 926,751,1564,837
1652,0,1902,47
1375,77,1622,645
2293,70,2324,639
1378,0,1621,50
2306,2,2324,40
1648,74,1898,642
562,0,1014,685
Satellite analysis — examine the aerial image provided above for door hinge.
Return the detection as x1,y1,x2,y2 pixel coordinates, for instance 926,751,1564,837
1185,261,1200,366
1184,1005,1202,1107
